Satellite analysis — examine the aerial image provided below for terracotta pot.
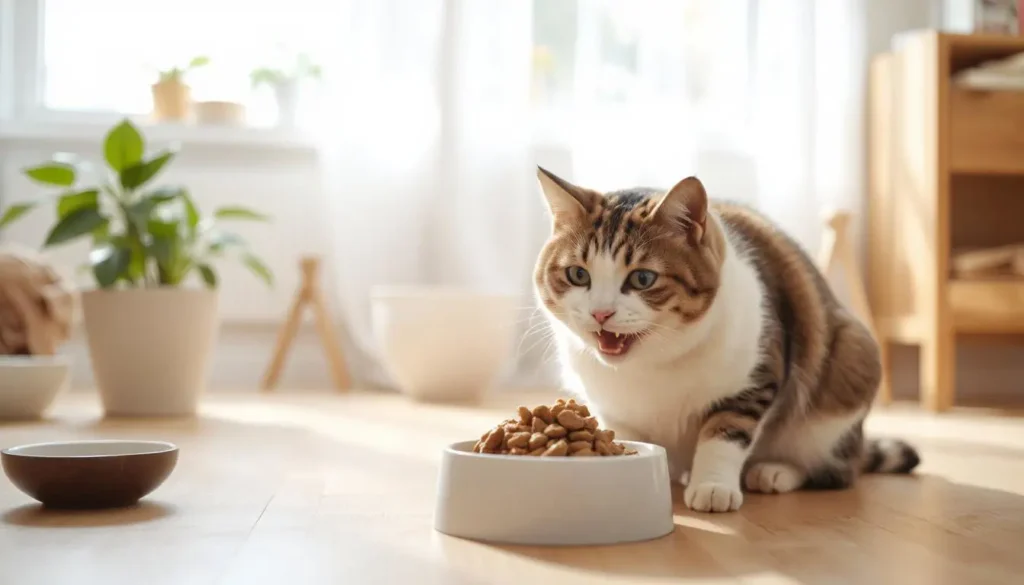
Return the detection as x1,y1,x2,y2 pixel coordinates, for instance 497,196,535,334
151,80,192,122
82,289,218,416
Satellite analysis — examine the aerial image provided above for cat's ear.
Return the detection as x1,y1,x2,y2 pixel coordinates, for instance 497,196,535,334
651,176,708,242
536,167,599,226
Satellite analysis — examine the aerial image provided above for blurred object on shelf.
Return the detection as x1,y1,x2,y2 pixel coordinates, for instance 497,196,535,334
953,243,1024,277
953,50,1024,89
194,101,246,127
942,0,1021,35
0,248,76,356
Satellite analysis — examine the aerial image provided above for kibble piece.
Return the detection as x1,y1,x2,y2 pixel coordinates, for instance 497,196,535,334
568,430,594,442
609,441,625,455
531,417,547,433
570,447,596,457
576,404,591,417
528,446,547,456
543,423,568,439
509,447,528,455
595,440,612,456
528,432,549,450
550,403,566,419
623,447,639,456
542,439,569,457
507,432,531,449
583,416,599,431
568,440,592,453
503,423,520,435
556,409,586,431
482,427,505,453
532,404,553,425
517,406,533,425
595,429,615,443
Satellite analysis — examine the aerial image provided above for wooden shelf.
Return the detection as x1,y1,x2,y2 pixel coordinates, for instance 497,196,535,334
950,89,1024,175
869,30,1024,412
950,279,1024,333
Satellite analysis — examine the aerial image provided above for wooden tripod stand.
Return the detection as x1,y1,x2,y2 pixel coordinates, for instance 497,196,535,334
817,210,891,405
261,256,350,392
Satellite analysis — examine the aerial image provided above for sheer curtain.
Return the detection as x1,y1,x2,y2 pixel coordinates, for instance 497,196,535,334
314,0,868,390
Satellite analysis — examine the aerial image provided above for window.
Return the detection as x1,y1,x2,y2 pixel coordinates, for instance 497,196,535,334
38,0,339,127
531,0,755,144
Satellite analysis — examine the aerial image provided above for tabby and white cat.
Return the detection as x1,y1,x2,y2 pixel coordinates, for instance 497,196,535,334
533,168,919,513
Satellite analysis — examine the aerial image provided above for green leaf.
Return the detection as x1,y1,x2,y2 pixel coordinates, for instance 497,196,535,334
208,230,245,253
242,253,273,287
147,219,181,274
56,189,99,219
120,149,176,190
198,264,217,288
90,242,131,288
104,119,145,172
181,189,200,234
126,186,183,227
214,206,270,221
189,55,210,69
25,162,76,187
0,203,36,229
44,207,108,247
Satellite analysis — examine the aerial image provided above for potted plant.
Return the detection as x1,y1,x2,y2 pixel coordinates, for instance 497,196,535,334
250,52,322,128
0,119,272,417
152,56,210,122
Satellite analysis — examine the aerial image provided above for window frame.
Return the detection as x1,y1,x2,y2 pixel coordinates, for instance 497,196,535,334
0,0,316,149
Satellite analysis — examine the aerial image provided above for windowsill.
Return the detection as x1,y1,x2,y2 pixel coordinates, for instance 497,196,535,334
0,118,319,152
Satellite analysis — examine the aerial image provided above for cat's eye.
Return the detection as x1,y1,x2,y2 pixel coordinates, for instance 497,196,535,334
565,266,591,287
626,269,658,290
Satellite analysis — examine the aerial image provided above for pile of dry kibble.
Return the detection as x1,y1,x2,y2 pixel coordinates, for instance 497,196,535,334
472,398,638,457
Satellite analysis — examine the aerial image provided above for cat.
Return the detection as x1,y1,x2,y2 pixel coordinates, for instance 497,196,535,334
532,167,919,513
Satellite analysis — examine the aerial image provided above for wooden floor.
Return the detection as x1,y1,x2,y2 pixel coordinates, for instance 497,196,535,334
1,391,1023,585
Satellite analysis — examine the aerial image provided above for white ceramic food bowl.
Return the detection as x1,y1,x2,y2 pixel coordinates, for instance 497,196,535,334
0,355,70,420
370,286,518,403
434,440,675,545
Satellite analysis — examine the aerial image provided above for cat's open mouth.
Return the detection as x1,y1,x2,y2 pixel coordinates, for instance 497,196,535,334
595,330,641,356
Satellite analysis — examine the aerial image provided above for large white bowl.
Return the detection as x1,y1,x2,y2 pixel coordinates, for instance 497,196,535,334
434,440,675,545
0,355,70,420
370,286,518,403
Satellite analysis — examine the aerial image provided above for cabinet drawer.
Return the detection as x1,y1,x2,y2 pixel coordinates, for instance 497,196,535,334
949,89,1024,174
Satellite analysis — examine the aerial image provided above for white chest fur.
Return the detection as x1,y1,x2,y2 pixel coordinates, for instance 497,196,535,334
552,228,766,472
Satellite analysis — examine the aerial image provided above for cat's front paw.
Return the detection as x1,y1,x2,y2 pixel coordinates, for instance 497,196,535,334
684,480,743,513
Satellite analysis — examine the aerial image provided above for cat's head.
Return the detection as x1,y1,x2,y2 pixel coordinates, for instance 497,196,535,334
533,168,727,364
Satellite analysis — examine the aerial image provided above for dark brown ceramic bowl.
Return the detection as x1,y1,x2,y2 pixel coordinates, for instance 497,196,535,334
1,440,178,509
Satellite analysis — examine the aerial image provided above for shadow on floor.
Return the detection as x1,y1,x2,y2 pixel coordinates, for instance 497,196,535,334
2,500,176,527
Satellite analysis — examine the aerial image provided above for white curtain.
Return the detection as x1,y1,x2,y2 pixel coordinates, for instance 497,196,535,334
314,0,868,390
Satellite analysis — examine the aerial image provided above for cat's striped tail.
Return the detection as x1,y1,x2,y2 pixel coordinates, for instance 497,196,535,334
862,438,921,474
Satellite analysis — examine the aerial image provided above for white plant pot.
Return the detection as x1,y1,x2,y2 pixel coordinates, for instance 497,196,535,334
82,289,219,417
273,80,301,128
370,286,518,403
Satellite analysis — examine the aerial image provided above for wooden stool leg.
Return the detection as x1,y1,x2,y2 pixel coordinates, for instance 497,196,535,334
304,263,350,391
261,289,308,391
261,256,350,392
921,326,955,412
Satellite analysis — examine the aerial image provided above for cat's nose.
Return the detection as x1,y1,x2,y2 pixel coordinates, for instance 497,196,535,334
591,309,616,325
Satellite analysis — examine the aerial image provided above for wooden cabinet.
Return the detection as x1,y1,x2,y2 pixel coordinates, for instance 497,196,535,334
870,31,1024,411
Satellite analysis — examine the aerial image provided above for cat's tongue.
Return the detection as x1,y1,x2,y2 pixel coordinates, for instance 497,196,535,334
597,330,633,355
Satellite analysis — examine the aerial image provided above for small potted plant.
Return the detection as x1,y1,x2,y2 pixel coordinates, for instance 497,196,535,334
152,56,210,122
250,52,322,128
0,119,272,417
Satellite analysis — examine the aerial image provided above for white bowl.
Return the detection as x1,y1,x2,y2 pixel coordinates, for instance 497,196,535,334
370,286,518,403
434,440,675,545
0,355,70,420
